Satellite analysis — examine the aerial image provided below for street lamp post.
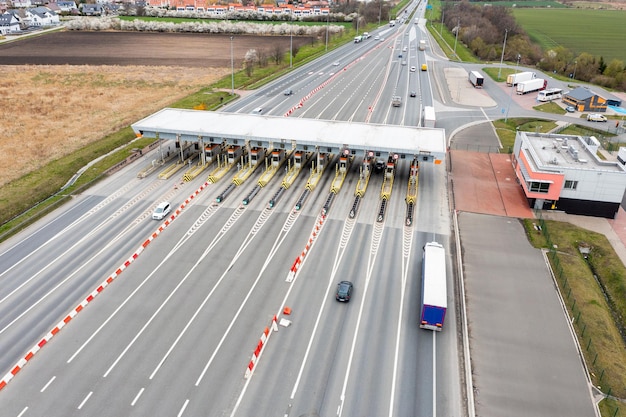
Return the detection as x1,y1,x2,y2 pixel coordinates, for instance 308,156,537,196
573,60,577,80
505,54,521,122
290,13,293,68
453,17,460,60
230,36,234,95
497,28,508,81
325,11,329,52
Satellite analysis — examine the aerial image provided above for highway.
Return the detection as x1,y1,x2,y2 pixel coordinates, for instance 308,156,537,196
0,4,464,417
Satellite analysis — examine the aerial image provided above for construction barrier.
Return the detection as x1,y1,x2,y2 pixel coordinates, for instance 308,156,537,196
286,213,326,282
245,315,279,379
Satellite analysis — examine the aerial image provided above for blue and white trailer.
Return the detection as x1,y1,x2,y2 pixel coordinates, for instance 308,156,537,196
420,242,447,331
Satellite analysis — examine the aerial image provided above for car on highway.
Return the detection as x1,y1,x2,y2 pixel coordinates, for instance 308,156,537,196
283,89,293,96
152,201,171,220
421,64,428,71
374,35,380,40
587,113,607,122
410,66,416,72
336,281,353,302
565,106,575,113
403,46,408,52
251,107,264,115
410,91,416,97
332,61,340,66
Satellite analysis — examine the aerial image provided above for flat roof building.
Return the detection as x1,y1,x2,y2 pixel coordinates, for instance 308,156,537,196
512,131,626,218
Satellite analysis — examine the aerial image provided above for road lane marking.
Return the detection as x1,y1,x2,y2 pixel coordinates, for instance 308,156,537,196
77,391,93,409
17,407,28,417
388,225,414,417
40,375,55,392
131,387,144,406
432,331,437,417
177,399,189,417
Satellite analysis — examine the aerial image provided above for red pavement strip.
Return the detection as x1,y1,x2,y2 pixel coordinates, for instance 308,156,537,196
450,150,533,218
0,180,212,392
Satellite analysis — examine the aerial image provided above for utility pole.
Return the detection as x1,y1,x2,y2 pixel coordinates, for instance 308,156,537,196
230,36,234,95
498,28,508,82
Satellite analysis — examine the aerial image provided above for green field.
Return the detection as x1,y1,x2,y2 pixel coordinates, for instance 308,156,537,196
513,8,626,63
485,1,567,7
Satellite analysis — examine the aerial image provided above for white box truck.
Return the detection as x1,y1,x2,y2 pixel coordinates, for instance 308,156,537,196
469,71,484,88
424,106,436,128
516,78,547,95
506,71,536,86
419,40,426,51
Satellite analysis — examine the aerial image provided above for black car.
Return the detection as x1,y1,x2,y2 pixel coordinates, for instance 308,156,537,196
336,281,353,302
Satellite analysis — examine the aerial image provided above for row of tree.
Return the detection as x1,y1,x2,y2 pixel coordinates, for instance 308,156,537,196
65,16,345,37
441,2,626,91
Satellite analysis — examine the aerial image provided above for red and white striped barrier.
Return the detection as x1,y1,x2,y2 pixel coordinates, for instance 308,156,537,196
286,213,326,282
0,180,213,392
245,315,279,379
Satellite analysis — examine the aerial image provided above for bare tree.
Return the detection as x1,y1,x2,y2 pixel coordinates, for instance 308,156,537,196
271,44,284,64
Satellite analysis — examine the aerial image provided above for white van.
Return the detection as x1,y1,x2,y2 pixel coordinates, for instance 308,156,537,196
587,114,607,122
152,201,171,220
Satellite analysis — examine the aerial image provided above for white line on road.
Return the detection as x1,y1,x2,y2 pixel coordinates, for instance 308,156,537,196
432,331,437,417
17,406,28,417
77,391,93,409
131,387,145,406
40,375,56,392
177,399,190,417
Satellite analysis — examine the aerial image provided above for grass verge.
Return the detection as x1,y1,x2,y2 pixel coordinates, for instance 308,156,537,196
492,118,557,152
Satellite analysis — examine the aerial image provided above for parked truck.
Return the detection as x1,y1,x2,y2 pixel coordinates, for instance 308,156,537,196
392,96,402,107
423,106,436,128
468,70,484,88
418,40,426,51
516,78,547,95
506,71,536,86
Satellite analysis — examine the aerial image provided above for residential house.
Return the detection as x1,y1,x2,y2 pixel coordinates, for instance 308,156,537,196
81,3,103,15
0,11,20,34
26,6,59,26
11,0,32,7
56,1,78,13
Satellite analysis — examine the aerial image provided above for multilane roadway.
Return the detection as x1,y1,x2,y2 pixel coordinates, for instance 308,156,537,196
0,11,462,417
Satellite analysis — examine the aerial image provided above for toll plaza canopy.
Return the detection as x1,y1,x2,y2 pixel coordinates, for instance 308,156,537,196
132,108,446,161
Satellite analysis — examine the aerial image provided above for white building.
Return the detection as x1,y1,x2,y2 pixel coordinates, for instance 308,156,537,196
512,131,626,218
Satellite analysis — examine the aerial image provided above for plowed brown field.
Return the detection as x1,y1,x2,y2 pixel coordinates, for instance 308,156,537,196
0,31,305,187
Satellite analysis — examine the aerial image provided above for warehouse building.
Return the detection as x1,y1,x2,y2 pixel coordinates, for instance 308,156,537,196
512,131,626,218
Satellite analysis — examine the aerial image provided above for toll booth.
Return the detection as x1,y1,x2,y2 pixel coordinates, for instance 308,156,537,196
338,156,349,173
317,153,328,172
249,147,265,166
294,151,305,169
271,149,286,167
227,145,243,165
205,143,223,163
385,157,396,178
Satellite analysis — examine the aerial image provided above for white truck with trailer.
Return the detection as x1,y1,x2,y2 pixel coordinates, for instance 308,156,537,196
516,78,547,95
419,40,426,51
468,70,484,88
423,106,436,128
506,71,536,86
